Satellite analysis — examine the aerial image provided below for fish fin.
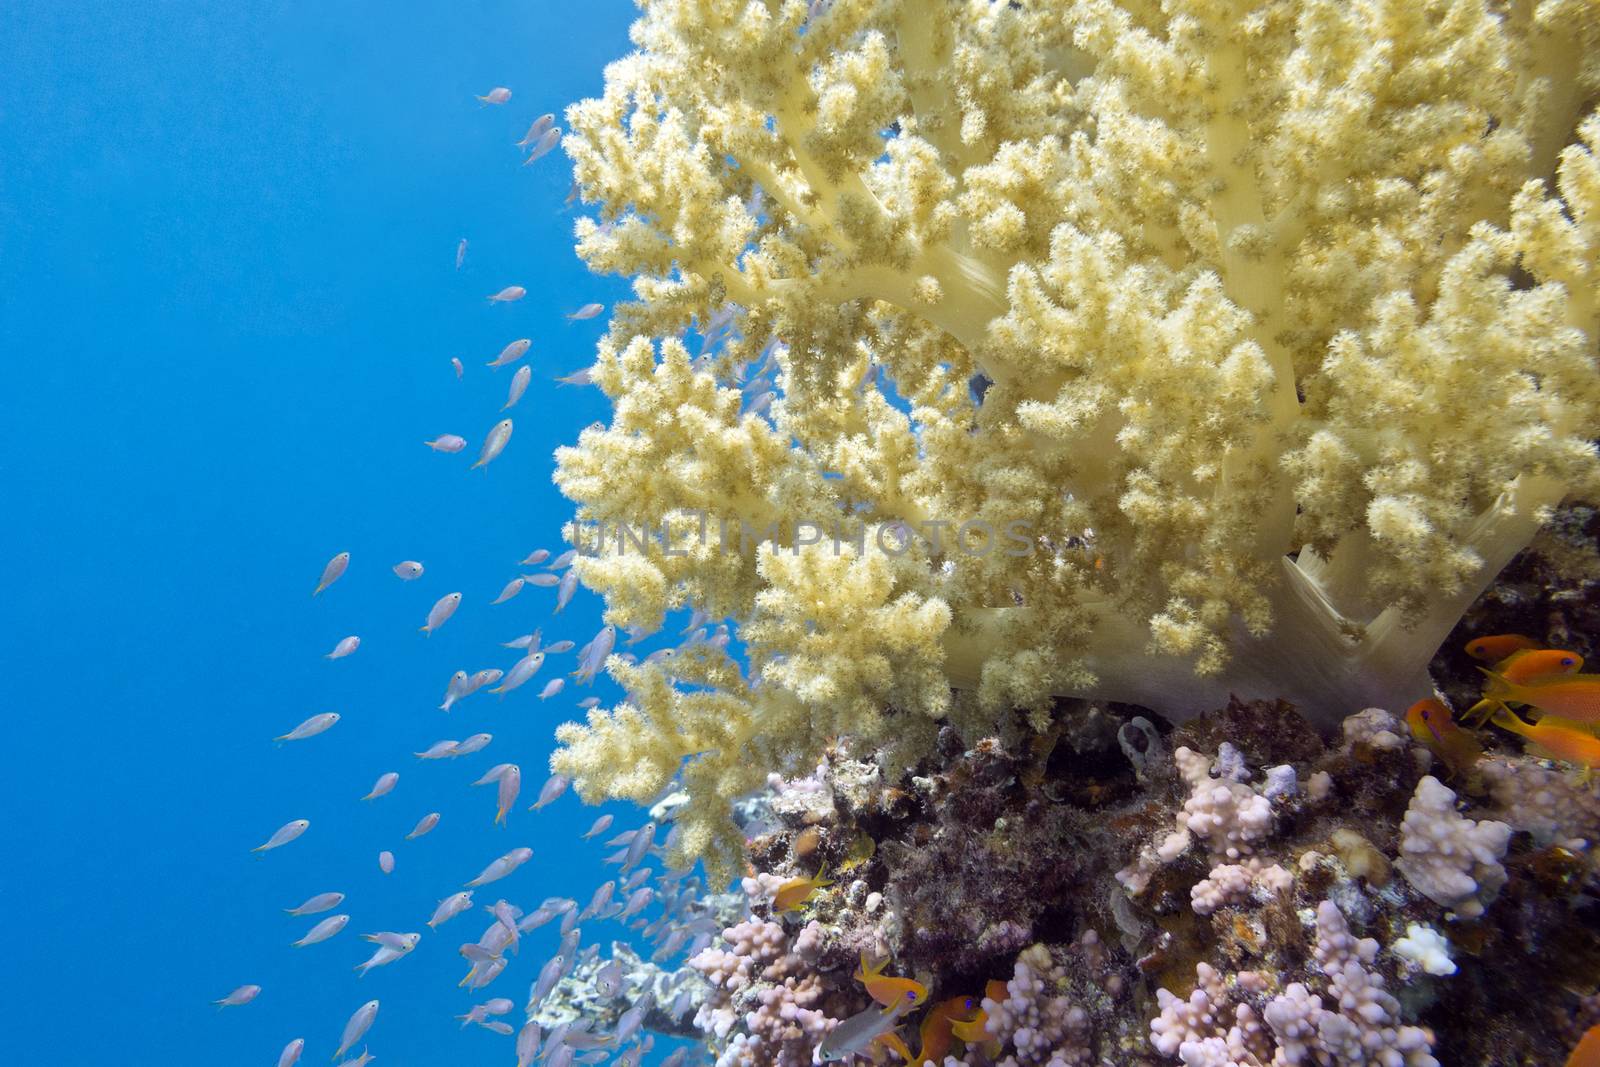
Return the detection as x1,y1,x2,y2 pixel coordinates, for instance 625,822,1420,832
1477,667,1520,701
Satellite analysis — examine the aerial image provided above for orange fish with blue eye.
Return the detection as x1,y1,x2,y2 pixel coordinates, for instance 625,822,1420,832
1465,634,1542,663
1405,698,1483,779
772,867,833,913
1479,668,1600,725
1464,649,1585,725
950,981,1007,1054
907,996,980,1066
856,953,928,1012
1491,707,1600,783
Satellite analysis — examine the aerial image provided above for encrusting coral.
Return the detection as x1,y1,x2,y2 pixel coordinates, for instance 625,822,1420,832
547,0,1600,871
667,695,1600,1065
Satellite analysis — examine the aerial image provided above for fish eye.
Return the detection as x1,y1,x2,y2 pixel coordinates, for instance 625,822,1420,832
1419,709,1430,720
1564,657,1576,666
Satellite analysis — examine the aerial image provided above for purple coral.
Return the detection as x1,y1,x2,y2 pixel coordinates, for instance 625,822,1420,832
688,918,834,1067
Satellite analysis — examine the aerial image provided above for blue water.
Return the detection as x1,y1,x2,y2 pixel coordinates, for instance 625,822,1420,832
0,2,666,1062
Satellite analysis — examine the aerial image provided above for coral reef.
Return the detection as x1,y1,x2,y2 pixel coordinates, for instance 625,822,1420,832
673,695,1600,1065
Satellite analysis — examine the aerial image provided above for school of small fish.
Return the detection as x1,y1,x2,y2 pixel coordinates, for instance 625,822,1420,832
215,79,736,1067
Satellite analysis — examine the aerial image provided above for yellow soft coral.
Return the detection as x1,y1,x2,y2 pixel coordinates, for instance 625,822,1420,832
549,0,1600,874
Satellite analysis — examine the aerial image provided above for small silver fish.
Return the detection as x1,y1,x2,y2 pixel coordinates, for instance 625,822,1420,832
334,1001,380,1061
213,984,261,1009
393,560,424,580
416,740,459,760
516,114,555,149
476,87,511,105
582,814,613,839
275,712,340,742
425,434,467,453
531,773,568,810
293,914,349,947
429,891,474,929
504,365,532,411
421,592,462,635
523,127,561,164
473,419,513,470
492,578,525,605
252,819,309,853
566,303,603,321
456,238,467,269
818,1000,914,1062
378,850,395,874
486,339,531,369
285,892,344,916
325,635,360,659
407,812,441,839
454,733,493,757
362,772,398,801
313,552,349,596
467,847,532,888
488,286,526,303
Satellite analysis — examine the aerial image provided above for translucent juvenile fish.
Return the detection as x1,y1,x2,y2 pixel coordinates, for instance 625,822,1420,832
454,732,493,757
817,1000,914,1062
334,1052,373,1067
213,984,260,1009
516,114,555,149
477,87,511,105
572,625,615,684
473,419,514,470
313,552,349,596
362,772,399,801
393,560,424,580
421,592,462,635
503,632,539,650
407,812,441,839
440,670,471,712
425,435,467,453
467,846,533,887
461,954,508,990
621,822,656,872
504,364,532,410
378,850,394,874
566,303,603,321
492,899,522,949
277,1038,305,1067
489,286,527,303
492,578,525,605
456,238,467,269
473,763,513,786
528,954,565,1008
452,357,464,378
285,892,344,916
496,765,522,824
577,697,601,709
334,1000,380,1061
543,640,575,654
537,678,565,700
275,712,340,742
467,668,503,693
554,367,593,387
294,913,349,947
355,935,417,976
547,548,578,570
522,549,550,566
532,773,569,810
582,814,613,839
619,887,654,919
517,1019,542,1067
523,127,561,164
252,819,310,853
487,339,531,369
325,636,360,659
492,652,545,695
429,891,474,929
416,739,459,760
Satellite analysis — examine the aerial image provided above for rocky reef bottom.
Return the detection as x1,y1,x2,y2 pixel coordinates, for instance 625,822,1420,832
587,692,1600,1066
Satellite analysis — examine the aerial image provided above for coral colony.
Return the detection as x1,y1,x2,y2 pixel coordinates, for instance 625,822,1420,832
227,1,1600,1064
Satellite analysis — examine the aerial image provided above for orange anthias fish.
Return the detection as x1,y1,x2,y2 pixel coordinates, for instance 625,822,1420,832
1569,1024,1600,1067
909,997,981,1066
874,1030,914,1064
1464,649,1586,725
1465,633,1542,663
772,867,833,913
1405,699,1483,779
856,952,929,1012
1492,708,1600,782
1480,670,1600,725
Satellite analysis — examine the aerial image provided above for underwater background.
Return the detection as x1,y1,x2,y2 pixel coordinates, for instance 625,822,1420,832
8,0,1600,1065
2,1,643,1062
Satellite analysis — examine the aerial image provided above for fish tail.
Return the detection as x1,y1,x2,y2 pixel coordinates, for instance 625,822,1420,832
1477,667,1520,702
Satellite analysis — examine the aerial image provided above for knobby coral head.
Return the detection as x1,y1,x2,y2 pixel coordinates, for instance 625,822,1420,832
548,0,1600,878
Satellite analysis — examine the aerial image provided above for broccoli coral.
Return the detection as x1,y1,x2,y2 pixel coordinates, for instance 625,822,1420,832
551,0,1600,875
